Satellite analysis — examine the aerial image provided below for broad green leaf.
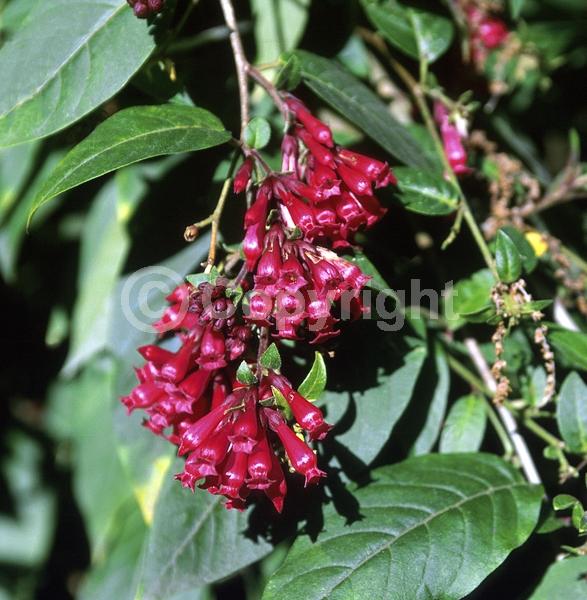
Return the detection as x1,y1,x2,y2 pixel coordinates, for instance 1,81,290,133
138,461,273,598
260,343,282,371
292,50,432,168
263,453,543,600
408,7,454,63
337,35,371,80
550,329,587,371
410,345,450,455
30,104,231,222
509,0,526,19
62,168,146,375
0,431,56,567
529,556,587,600
440,395,487,453
0,0,39,33
444,269,496,329
0,140,40,223
362,0,418,59
556,372,587,453
275,53,303,90
495,229,523,283
0,148,66,282
244,116,272,150
0,0,156,147
113,366,174,527
68,359,133,555
394,166,459,215
251,0,310,64
362,1,454,63
500,225,538,273
321,344,427,467
298,351,327,401
79,502,149,600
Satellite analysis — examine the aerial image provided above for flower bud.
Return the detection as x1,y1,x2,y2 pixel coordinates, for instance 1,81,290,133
233,158,254,194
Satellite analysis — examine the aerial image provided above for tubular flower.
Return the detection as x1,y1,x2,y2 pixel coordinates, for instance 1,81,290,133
464,5,509,67
434,102,471,176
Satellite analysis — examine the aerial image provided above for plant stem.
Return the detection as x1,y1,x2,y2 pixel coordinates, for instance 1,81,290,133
204,176,232,273
464,338,542,484
446,353,490,395
219,0,250,139
446,353,513,458
523,415,564,449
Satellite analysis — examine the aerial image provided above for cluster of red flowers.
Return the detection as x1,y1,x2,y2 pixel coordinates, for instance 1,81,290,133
127,0,164,19
237,95,395,342
124,96,394,510
464,4,509,67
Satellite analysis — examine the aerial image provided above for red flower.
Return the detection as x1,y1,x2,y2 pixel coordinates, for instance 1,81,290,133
269,374,332,440
266,409,326,486
233,158,254,194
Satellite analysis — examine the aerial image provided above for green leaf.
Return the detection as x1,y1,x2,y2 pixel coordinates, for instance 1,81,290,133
495,229,523,283
394,166,460,215
409,345,450,455
237,361,258,385
62,168,146,375
556,372,587,453
244,116,272,150
30,104,231,223
529,556,587,600
440,395,487,453
298,352,327,401
550,329,587,371
262,453,543,600
362,1,454,63
445,269,495,329
500,225,538,273
553,494,578,510
0,431,56,567
49,359,133,555
185,267,221,288
408,7,454,63
260,343,282,371
321,345,427,467
572,502,587,531
0,141,40,223
0,0,156,147
251,0,310,64
291,50,432,168
0,148,66,282
78,502,149,600
139,461,273,598
509,0,526,19
362,0,418,58
276,53,303,90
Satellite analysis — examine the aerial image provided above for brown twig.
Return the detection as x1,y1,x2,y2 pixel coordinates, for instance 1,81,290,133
219,0,250,139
